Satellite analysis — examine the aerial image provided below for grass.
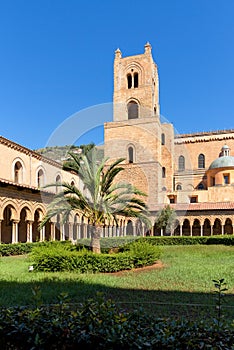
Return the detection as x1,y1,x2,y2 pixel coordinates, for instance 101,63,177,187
0,245,233,322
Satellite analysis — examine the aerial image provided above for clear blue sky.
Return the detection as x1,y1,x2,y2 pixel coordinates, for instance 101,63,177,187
0,0,234,149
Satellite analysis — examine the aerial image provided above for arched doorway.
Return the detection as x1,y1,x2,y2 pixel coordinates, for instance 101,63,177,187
203,219,211,236
182,219,190,236
213,218,222,235
224,218,233,234
18,208,27,243
126,220,133,235
32,210,40,242
192,219,201,236
2,205,14,243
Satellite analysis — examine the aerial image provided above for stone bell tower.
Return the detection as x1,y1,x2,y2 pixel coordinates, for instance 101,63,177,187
113,42,160,121
104,43,174,209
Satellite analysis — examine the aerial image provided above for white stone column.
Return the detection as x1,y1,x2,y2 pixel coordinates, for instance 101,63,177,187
12,221,19,243
221,224,225,235
211,225,214,236
40,225,45,242
200,225,203,237
160,228,163,236
68,223,73,241
60,224,65,241
51,223,56,241
27,221,33,242
180,225,183,236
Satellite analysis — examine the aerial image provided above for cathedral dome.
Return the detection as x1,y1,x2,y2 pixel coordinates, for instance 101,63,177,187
209,156,234,170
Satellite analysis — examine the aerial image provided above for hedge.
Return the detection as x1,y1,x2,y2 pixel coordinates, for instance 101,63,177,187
0,294,233,349
0,235,233,257
137,235,234,246
31,241,161,273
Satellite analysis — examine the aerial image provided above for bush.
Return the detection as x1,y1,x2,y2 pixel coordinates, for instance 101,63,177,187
31,241,161,273
0,240,73,257
136,235,234,246
0,294,233,349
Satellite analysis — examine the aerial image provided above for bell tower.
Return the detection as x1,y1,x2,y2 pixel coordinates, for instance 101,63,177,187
104,44,174,209
113,42,160,122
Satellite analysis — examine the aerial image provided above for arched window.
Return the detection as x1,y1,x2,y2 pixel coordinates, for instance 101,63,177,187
56,175,61,193
71,180,75,186
197,182,204,190
128,101,139,119
14,161,23,183
127,74,132,89
198,154,205,168
128,146,134,163
176,184,182,191
162,167,166,178
178,155,185,171
133,73,138,88
161,133,165,145
37,169,44,188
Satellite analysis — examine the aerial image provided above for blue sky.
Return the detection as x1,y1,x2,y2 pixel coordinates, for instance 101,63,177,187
0,0,234,149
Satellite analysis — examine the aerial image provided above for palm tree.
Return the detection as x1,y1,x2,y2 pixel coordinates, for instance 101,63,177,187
40,149,150,253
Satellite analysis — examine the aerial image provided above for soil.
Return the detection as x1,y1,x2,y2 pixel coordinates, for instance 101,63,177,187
107,260,164,276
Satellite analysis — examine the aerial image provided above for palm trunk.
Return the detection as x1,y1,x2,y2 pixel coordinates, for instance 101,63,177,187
90,225,102,254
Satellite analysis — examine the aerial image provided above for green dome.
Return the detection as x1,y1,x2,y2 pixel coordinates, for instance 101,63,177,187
209,156,234,170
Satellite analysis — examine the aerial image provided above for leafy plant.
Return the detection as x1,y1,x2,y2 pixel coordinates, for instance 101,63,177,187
212,278,228,329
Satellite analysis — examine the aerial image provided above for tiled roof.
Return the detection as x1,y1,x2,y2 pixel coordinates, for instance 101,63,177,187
151,202,234,212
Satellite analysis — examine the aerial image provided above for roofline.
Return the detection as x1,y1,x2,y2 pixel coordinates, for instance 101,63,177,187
0,135,62,168
175,128,234,139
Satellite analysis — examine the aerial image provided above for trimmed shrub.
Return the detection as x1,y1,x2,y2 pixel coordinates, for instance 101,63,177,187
135,235,234,246
0,295,233,349
31,241,161,273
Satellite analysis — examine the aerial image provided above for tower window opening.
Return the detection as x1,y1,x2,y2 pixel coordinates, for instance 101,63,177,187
161,133,165,145
176,184,182,191
37,169,44,188
134,73,138,88
128,101,139,119
14,161,23,183
162,167,166,178
128,146,134,163
127,74,132,89
178,155,185,171
224,174,230,185
198,154,205,168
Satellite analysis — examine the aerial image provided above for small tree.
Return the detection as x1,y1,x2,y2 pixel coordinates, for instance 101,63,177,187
40,149,150,253
155,205,177,235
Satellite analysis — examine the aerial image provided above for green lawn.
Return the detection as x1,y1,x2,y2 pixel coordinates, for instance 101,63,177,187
0,245,233,321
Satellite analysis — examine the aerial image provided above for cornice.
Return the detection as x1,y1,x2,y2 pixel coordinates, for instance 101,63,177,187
0,136,62,168
175,129,234,144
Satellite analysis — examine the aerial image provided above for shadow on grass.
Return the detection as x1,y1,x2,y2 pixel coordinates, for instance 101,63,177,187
0,279,233,323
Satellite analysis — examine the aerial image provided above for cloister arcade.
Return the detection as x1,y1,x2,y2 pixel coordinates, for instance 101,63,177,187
1,197,234,244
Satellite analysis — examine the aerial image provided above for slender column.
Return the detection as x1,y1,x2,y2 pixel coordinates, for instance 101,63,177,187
211,225,214,236
12,221,19,243
77,223,81,239
27,221,33,242
221,224,225,235
190,225,192,236
133,225,136,236
180,225,183,236
200,225,203,237
40,225,45,242
160,228,163,236
61,224,65,241
51,223,56,241
68,223,73,241
84,224,87,239
112,226,116,237
232,225,234,235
